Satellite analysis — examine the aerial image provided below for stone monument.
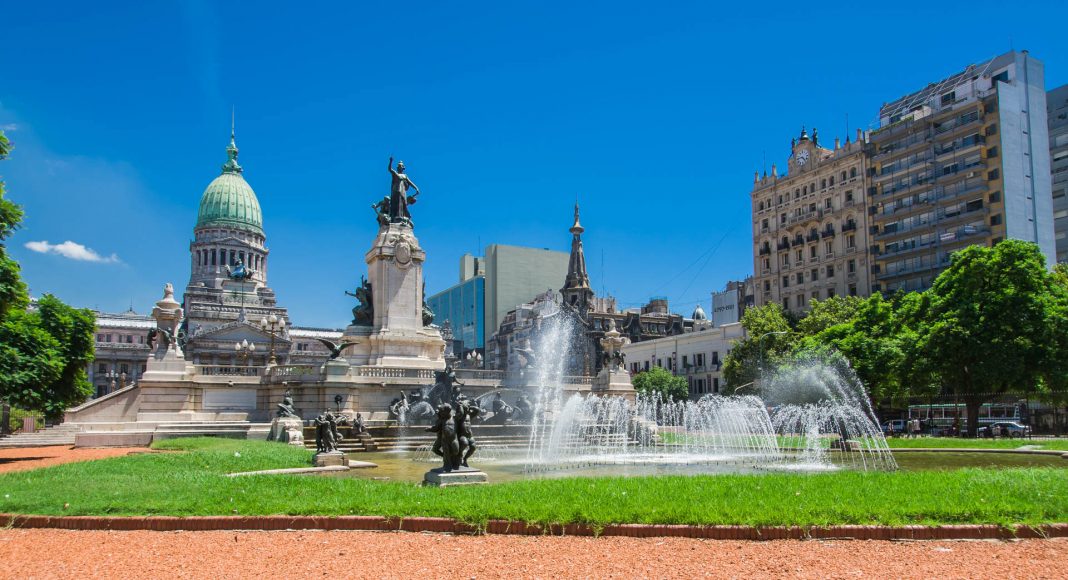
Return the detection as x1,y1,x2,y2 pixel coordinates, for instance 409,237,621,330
141,283,195,381
343,157,445,369
591,319,636,399
267,389,304,446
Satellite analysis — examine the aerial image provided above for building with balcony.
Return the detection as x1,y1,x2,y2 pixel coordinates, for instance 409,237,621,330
1049,84,1068,264
868,51,1055,293
751,127,872,313
621,320,746,399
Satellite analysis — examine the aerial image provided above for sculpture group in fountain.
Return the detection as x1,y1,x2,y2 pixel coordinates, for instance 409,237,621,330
268,389,305,446
592,319,636,398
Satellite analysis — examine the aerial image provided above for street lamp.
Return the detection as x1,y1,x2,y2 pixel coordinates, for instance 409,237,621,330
260,314,285,366
756,331,788,379
104,370,119,393
234,339,257,367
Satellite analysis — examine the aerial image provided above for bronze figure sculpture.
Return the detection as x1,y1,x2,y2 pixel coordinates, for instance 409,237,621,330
345,276,374,326
387,156,420,226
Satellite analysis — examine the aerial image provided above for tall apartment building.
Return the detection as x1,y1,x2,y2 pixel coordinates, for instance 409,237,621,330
427,254,486,354
868,51,1055,293
1049,84,1068,263
751,128,872,313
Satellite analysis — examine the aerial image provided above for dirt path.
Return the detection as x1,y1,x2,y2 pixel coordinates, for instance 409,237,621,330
1,529,1065,579
0,446,151,474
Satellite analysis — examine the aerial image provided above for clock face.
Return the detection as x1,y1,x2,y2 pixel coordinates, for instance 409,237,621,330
796,149,810,166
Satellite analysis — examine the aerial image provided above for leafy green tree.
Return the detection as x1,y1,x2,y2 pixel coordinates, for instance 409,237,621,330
0,131,28,319
722,303,796,390
911,241,1068,437
631,366,689,402
795,296,864,335
0,131,95,418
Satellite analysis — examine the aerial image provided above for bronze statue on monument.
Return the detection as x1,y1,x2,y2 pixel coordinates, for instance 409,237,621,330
387,156,421,226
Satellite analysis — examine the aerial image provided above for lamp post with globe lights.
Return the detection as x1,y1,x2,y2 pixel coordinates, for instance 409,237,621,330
234,339,257,369
260,314,285,366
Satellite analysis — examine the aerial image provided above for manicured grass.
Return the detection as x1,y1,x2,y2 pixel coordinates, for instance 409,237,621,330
0,437,1066,527
885,437,1068,450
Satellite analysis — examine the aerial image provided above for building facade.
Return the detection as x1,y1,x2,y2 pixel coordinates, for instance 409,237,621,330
487,206,688,374
869,51,1055,293
621,321,746,399
1049,84,1068,264
711,278,754,327
752,127,872,313
482,244,570,350
87,308,155,398
426,271,485,355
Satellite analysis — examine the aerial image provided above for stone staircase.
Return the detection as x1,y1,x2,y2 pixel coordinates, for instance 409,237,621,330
0,424,81,448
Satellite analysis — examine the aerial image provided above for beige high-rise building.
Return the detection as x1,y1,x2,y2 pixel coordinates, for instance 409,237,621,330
868,51,1054,293
751,128,872,313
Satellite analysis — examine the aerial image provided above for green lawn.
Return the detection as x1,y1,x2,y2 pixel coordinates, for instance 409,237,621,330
885,437,1068,450
0,437,1065,527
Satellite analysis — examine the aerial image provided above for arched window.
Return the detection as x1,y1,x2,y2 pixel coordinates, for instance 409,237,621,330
802,185,807,195
759,201,765,211
820,179,826,189
850,167,858,178
841,171,847,181
829,176,835,186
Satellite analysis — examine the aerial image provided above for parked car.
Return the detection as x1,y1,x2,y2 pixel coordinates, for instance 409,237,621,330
882,419,907,435
978,421,1031,438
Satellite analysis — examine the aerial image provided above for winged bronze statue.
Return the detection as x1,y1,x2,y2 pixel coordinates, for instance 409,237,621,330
315,338,351,360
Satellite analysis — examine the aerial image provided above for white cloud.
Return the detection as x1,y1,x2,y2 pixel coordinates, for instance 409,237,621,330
0,123,17,132
24,240,120,264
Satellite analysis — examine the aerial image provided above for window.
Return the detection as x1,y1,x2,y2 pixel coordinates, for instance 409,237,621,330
840,171,847,181
850,168,857,179
811,291,819,300
985,123,998,137
96,334,105,342
847,234,856,248
992,70,1009,84
845,190,854,203
820,179,826,189
941,91,956,105
809,245,817,258
763,257,770,269
761,218,769,230
849,284,858,297
795,272,804,284
987,169,1000,180
763,280,771,291
782,298,789,309
782,276,790,288
795,249,803,262
825,198,832,209
211,249,217,266
826,265,835,277
780,213,787,225
796,295,805,308
696,353,704,367
713,378,720,393
781,254,789,266
991,213,1003,226
825,241,833,256
829,176,835,186
848,259,856,273
986,146,998,159
810,268,818,281
120,363,129,374
97,363,107,374
826,288,836,298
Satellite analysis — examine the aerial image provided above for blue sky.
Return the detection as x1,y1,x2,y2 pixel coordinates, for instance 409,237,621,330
3,1,1067,328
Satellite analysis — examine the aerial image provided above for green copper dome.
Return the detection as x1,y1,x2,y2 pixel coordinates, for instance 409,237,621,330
195,134,264,235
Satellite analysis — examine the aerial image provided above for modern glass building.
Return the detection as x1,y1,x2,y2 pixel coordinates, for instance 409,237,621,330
427,275,485,352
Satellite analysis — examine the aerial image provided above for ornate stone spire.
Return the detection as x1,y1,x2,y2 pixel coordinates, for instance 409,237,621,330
561,204,594,309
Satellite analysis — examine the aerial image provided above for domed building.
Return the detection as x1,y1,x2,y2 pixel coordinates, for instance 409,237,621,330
180,131,293,367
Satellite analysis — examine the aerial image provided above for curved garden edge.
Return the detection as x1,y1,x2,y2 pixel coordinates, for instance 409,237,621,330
2,514,1067,540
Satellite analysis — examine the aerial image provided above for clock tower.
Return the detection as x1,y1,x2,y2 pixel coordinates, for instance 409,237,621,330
789,126,817,172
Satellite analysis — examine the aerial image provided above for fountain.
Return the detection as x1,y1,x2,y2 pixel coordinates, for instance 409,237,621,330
524,317,897,472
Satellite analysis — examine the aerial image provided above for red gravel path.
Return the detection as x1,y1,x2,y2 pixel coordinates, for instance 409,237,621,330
0,446,152,474
1,530,1065,579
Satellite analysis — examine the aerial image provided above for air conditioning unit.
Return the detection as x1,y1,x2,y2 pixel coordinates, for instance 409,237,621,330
967,172,976,178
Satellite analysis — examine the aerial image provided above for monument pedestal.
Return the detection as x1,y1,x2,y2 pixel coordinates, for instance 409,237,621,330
348,222,444,371
313,451,347,467
267,416,305,446
422,466,488,487
591,368,636,400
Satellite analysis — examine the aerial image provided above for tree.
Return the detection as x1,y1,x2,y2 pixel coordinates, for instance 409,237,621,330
631,366,689,402
0,131,28,319
795,296,864,336
722,303,796,389
0,131,95,418
911,241,1068,437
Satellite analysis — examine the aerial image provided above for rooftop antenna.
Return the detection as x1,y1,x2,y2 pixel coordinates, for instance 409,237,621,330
231,106,235,137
